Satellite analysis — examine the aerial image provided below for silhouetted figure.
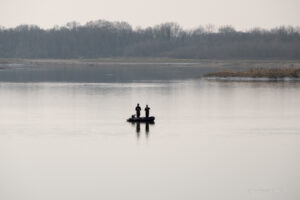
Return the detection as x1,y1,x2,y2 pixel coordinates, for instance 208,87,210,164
145,105,150,118
135,103,141,118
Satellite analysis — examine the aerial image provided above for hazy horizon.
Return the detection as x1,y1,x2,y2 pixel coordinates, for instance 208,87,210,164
1,0,300,30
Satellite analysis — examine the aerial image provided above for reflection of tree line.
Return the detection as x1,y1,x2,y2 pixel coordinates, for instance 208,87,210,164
131,122,154,139
1,20,300,59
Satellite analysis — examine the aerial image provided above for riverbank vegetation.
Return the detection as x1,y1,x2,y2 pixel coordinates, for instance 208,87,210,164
204,68,300,78
0,20,300,59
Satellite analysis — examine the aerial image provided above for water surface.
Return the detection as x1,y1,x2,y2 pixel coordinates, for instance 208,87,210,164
0,80,299,200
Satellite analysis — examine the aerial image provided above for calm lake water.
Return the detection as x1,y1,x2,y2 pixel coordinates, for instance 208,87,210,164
0,80,299,200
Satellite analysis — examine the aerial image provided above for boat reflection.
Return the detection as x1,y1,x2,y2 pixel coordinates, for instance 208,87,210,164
129,121,155,139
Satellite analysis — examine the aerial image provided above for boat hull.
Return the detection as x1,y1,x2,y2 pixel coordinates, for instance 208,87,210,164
127,116,155,123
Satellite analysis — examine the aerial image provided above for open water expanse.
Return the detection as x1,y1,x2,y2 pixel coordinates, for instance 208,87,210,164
0,70,299,199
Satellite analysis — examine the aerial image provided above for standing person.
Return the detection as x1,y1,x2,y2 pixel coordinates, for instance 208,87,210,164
145,105,150,118
135,104,141,118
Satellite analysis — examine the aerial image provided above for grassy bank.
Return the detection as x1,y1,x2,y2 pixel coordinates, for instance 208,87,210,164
204,68,300,78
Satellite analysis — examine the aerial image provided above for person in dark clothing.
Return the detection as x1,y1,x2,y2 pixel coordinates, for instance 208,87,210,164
135,104,141,118
145,105,150,118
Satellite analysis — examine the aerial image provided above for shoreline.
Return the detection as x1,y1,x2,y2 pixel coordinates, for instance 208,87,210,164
204,77,300,81
204,68,300,80
1,58,300,82
1,58,300,66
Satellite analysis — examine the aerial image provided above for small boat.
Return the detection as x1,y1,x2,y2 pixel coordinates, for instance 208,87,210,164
127,116,155,123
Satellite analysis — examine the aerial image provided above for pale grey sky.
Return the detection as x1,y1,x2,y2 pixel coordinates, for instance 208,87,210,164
0,0,299,30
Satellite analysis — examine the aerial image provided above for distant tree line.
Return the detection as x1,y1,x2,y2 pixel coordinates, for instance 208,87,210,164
0,20,300,59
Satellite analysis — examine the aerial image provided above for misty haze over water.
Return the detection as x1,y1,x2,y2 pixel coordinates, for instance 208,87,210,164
0,10,299,200
0,0,300,200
